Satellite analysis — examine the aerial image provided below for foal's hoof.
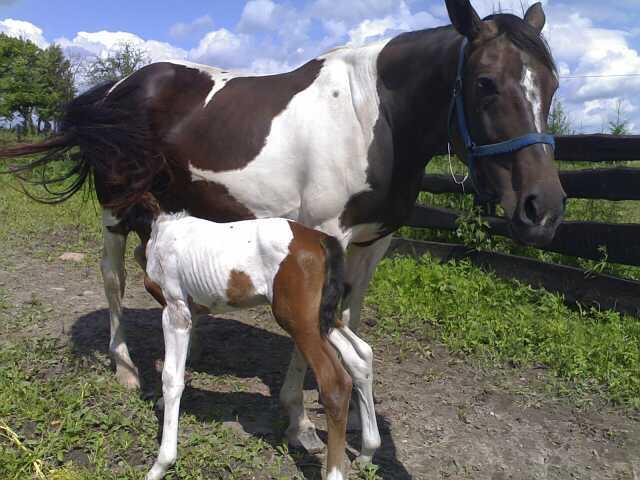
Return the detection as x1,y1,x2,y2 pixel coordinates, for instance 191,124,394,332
115,366,141,390
287,427,325,454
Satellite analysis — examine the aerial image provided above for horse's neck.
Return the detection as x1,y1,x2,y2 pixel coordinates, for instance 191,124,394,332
377,27,461,166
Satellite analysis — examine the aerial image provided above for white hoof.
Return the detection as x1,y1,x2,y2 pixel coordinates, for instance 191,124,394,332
115,364,141,390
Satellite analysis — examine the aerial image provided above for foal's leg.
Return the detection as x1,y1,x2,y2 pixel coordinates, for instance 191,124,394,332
136,243,204,364
279,346,324,453
328,326,380,464
293,334,352,480
146,300,191,480
101,211,140,389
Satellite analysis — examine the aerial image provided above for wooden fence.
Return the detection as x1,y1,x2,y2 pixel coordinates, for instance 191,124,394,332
393,134,640,317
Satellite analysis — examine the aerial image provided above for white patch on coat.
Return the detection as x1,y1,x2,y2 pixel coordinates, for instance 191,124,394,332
187,39,392,245
107,76,129,96
166,60,239,107
146,215,294,311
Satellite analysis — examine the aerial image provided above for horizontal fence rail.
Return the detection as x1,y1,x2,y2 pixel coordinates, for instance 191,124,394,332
421,167,640,201
408,205,640,266
554,134,640,162
389,238,640,318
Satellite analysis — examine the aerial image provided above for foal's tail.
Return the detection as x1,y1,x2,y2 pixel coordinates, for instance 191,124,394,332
319,235,345,337
0,80,163,213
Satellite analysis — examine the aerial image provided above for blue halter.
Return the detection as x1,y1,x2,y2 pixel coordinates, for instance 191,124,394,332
447,38,555,193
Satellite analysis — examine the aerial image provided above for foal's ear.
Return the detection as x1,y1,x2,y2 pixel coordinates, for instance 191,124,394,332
445,0,483,40
524,2,546,34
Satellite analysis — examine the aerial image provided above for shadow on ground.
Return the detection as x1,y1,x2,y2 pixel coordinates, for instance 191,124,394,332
70,307,411,479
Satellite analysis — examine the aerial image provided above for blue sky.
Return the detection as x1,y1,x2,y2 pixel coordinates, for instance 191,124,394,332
1,0,640,132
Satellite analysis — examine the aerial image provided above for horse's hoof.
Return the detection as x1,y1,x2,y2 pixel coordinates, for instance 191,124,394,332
354,453,374,466
287,427,325,454
115,366,141,390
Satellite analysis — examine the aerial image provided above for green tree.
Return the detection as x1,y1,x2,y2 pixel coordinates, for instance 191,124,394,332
0,34,41,133
35,44,75,131
609,100,629,135
547,99,573,135
86,42,149,87
0,35,75,135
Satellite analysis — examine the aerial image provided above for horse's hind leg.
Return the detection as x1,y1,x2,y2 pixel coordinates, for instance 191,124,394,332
280,346,324,453
102,210,140,389
341,235,392,430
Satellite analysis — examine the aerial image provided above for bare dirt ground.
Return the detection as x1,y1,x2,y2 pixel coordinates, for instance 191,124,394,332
1,243,639,480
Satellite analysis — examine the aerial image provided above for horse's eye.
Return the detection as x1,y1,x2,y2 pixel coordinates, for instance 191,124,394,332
476,77,498,96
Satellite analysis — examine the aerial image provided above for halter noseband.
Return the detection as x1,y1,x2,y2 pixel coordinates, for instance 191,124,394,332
447,38,555,195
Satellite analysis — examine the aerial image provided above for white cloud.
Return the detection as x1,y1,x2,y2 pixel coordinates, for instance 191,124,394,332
0,18,48,48
470,0,548,18
56,31,187,63
189,28,251,68
169,15,214,38
346,2,438,46
311,0,398,23
238,0,280,32
544,7,640,132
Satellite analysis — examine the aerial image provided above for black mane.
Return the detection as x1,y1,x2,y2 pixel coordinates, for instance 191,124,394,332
486,13,557,74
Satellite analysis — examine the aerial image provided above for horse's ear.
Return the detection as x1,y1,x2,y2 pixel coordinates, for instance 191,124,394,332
445,0,483,40
524,2,546,34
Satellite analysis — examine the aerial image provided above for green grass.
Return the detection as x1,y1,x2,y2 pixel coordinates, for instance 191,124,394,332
367,254,640,409
0,171,103,263
0,338,303,480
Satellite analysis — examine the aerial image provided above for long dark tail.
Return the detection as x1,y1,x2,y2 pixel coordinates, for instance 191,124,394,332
319,235,345,337
0,81,163,212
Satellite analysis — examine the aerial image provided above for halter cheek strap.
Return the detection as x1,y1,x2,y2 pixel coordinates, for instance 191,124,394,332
447,38,555,194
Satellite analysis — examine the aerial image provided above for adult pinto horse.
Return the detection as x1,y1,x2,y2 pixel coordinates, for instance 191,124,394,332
1,0,565,464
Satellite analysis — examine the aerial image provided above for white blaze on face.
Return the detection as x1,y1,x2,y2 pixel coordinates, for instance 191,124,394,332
521,62,550,154
521,64,543,134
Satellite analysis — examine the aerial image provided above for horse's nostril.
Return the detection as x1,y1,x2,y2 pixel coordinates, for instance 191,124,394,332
524,194,539,225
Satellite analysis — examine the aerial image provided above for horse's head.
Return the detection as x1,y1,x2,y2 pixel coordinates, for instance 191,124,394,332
446,0,565,246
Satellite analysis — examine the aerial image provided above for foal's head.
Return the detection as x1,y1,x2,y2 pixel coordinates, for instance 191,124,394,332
447,0,565,246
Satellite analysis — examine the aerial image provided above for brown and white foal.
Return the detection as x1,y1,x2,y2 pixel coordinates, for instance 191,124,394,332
143,211,379,480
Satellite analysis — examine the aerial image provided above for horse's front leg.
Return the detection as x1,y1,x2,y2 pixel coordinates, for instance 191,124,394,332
102,211,140,389
146,300,191,480
341,235,392,331
328,326,380,464
341,235,391,430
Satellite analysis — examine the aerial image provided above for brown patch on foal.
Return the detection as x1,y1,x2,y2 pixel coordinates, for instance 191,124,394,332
226,270,256,307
